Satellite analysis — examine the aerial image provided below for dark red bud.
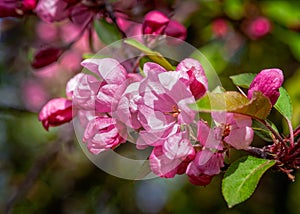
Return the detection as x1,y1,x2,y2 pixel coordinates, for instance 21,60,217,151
31,47,63,69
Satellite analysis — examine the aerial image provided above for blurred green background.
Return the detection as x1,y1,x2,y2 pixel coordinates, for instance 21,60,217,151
1,0,300,213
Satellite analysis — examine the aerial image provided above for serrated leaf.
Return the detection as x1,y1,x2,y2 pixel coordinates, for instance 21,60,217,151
94,19,122,45
230,73,256,88
274,87,293,121
124,38,174,70
222,156,275,208
190,91,272,120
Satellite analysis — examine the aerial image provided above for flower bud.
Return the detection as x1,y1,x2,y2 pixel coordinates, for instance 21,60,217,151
31,47,63,69
38,98,73,130
142,10,169,35
247,17,271,40
211,18,228,38
248,68,284,105
165,20,187,40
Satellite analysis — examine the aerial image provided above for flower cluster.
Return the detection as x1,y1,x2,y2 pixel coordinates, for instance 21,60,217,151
38,57,284,185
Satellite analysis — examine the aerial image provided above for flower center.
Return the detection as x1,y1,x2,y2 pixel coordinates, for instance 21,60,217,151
222,124,231,138
165,105,181,118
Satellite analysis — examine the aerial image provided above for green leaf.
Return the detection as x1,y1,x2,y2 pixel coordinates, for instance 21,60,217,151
222,156,275,208
190,91,272,120
230,73,256,88
124,38,174,70
252,120,273,142
275,87,293,121
94,19,122,45
262,1,300,27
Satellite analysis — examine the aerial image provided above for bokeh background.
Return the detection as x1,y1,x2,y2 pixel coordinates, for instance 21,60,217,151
1,0,300,213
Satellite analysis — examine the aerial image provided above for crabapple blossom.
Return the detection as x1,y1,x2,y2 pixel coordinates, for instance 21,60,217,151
187,150,224,185
83,117,126,155
112,81,142,130
248,68,284,105
38,98,73,130
71,73,102,110
136,64,196,148
80,58,127,113
149,127,195,178
186,120,225,185
213,112,254,150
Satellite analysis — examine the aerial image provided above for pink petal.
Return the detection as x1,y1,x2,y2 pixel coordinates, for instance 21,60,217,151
66,73,85,99
176,58,208,99
35,0,69,22
81,58,127,84
225,126,254,150
83,117,125,154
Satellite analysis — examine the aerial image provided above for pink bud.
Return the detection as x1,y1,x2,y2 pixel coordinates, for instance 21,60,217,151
248,68,284,105
38,98,73,130
247,17,271,40
142,10,170,35
164,20,187,40
211,18,228,38
23,0,37,10
31,47,63,69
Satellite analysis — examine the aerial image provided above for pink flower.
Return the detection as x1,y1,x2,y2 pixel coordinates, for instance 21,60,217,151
71,73,102,110
149,129,195,178
186,120,224,185
38,98,73,130
248,68,284,105
81,58,127,113
112,81,142,130
247,17,271,40
197,120,222,150
176,58,208,99
186,150,224,186
136,63,196,148
213,112,254,150
83,117,126,154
